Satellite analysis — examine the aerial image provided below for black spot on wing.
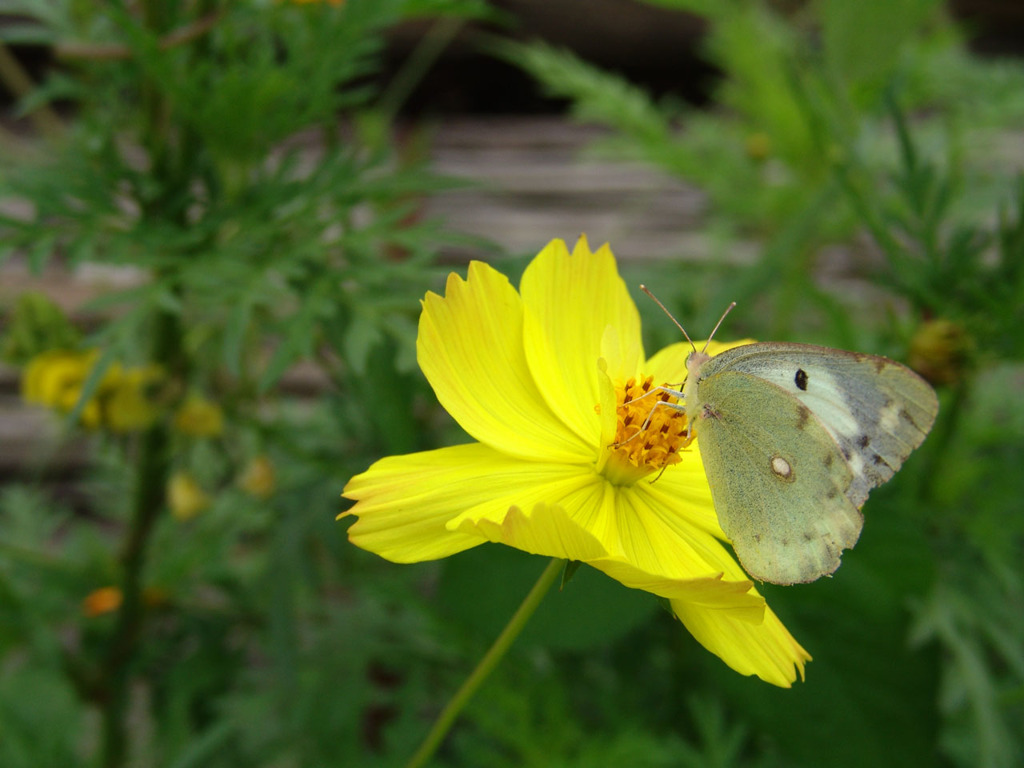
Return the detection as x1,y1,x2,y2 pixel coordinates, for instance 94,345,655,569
857,434,871,448
899,407,921,431
795,368,809,391
872,453,894,470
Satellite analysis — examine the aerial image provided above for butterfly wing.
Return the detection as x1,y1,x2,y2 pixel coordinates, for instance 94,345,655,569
692,369,864,584
701,343,938,508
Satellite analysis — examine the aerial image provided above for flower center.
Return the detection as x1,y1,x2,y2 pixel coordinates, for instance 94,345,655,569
603,375,691,485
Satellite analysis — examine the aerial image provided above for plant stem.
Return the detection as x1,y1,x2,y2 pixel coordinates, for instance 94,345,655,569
377,17,465,123
99,310,180,768
917,374,968,505
404,557,564,768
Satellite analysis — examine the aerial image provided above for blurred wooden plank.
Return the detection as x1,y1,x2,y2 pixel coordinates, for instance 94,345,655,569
425,117,727,261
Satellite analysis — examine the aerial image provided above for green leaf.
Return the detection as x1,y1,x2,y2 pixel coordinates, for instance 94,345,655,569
713,505,942,768
821,0,942,94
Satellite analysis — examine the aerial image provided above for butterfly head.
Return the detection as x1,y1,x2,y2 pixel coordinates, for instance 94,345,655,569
685,349,711,379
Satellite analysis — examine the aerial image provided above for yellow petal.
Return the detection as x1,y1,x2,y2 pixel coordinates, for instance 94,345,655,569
644,338,755,390
592,559,764,621
455,500,763,620
611,479,746,581
520,237,643,449
21,352,54,403
642,341,692,391
417,262,590,463
673,599,812,687
343,443,587,563
450,472,760,617
640,454,727,540
461,502,611,561
447,469,621,553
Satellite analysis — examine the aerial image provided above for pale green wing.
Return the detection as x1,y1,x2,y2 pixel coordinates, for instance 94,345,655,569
701,343,938,508
692,370,864,585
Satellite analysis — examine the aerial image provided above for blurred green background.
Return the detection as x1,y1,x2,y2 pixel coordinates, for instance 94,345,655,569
0,1,1022,766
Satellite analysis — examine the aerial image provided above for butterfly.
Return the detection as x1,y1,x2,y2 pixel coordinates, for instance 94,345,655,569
641,289,939,585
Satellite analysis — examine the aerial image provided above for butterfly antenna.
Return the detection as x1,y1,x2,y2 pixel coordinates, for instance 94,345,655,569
700,302,737,354
640,285,697,352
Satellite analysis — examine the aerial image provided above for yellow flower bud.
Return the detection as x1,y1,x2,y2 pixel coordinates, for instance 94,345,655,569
909,319,972,386
104,366,164,433
238,455,277,499
168,472,211,521
745,132,772,162
82,586,123,617
173,397,225,437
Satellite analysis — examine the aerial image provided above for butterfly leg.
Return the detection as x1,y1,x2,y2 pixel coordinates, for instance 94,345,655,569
612,384,688,448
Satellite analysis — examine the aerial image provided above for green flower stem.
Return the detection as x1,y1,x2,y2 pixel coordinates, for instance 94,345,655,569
405,557,565,768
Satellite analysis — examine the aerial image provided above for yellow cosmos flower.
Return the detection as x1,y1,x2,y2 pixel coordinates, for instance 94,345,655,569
341,237,810,687
22,350,163,432
22,350,98,407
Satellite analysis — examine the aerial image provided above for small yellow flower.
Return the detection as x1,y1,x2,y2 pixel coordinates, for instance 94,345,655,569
342,237,810,686
168,472,211,521
83,586,123,617
173,396,224,437
21,350,96,407
238,455,277,499
22,350,162,432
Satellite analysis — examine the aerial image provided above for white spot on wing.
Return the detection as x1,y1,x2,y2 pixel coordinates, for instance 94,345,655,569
757,364,859,443
879,403,900,432
807,369,860,439
771,456,792,478
848,451,864,478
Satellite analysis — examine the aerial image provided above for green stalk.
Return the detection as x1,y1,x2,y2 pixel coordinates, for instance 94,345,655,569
404,557,564,768
377,17,465,123
917,374,968,505
100,310,180,768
